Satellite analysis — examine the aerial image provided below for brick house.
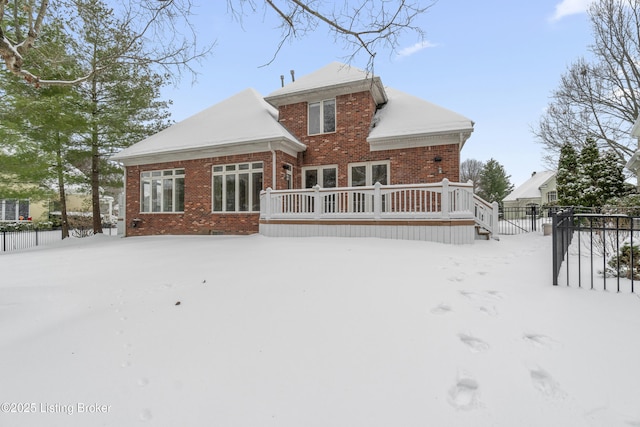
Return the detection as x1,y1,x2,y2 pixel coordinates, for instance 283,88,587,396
112,62,480,239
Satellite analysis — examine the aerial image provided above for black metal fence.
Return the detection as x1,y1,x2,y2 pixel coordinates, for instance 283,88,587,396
1,226,117,253
551,209,639,293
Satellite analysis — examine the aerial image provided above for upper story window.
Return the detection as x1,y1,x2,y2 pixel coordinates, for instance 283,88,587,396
308,99,336,135
140,168,185,213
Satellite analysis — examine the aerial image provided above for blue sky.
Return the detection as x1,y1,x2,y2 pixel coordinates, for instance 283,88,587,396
161,0,594,187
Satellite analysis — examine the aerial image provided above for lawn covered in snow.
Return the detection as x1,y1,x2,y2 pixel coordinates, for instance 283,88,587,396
1,233,639,426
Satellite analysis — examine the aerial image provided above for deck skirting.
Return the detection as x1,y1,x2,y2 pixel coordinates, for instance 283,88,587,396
259,218,476,244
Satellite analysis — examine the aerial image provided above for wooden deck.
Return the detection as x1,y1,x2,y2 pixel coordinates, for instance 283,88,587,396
259,179,498,244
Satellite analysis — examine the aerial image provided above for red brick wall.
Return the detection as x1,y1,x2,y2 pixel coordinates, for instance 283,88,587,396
278,91,459,186
124,151,295,237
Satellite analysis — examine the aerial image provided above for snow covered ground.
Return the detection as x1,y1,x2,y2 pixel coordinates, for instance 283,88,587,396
1,232,639,426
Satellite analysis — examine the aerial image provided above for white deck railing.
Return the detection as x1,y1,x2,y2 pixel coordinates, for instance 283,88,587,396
260,179,498,235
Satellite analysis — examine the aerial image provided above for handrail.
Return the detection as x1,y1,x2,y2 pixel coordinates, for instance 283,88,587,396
260,179,497,236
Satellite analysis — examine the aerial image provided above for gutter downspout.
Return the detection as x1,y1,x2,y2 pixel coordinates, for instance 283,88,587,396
268,142,277,190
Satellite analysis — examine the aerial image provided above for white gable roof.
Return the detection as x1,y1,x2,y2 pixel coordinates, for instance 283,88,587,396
504,171,556,201
367,87,474,150
111,88,305,165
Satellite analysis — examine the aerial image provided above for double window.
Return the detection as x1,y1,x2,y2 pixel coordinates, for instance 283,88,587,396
302,165,337,189
308,99,336,135
213,162,263,212
348,161,389,187
140,169,185,213
0,199,29,221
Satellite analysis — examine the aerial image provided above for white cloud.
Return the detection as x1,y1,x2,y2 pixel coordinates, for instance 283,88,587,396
397,40,437,58
549,0,593,22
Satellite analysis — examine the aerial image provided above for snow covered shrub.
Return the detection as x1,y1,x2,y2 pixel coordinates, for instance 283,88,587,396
606,243,640,279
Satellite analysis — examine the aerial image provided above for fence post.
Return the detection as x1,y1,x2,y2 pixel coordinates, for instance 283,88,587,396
552,210,559,286
441,178,450,218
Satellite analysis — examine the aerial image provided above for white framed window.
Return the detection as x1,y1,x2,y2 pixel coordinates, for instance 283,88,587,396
547,191,557,203
302,165,338,188
0,199,29,221
308,99,336,135
140,168,185,213
212,162,263,212
348,161,390,187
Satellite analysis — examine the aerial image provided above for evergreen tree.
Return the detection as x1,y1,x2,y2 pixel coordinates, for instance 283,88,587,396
477,158,514,206
0,20,87,238
556,142,580,206
577,137,605,207
597,150,626,202
66,0,172,233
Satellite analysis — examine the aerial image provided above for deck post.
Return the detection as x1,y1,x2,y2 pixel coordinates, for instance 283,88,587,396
264,188,272,219
373,182,382,219
313,185,321,219
441,178,450,218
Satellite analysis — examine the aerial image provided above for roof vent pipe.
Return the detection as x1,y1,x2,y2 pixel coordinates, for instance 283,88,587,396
280,75,284,87
290,70,295,82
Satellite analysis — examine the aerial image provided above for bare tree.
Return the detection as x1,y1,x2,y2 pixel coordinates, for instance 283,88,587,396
460,158,484,192
0,0,210,86
533,0,640,169
1,0,433,86
227,0,434,71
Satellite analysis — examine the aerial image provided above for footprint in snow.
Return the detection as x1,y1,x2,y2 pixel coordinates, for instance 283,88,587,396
458,333,490,353
430,304,453,315
140,409,153,421
529,367,565,399
448,372,480,410
459,290,505,302
523,333,557,349
479,305,499,316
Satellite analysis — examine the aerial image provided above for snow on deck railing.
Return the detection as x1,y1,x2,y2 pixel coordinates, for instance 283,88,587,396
260,179,498,234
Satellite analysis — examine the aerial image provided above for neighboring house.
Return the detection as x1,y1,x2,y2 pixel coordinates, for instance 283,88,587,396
503,171,557,212
112,62,478,238
1,175,114,224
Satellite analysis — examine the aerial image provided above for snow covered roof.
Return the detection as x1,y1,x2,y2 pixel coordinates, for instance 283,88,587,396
504,171,556,201
367,87,474,150
265,62,387,107
111,88,306,165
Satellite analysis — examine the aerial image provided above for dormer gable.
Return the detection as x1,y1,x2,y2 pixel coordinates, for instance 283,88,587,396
264,62,387,108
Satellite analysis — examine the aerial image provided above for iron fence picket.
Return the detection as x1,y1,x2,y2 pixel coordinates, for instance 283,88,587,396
552,210,640,293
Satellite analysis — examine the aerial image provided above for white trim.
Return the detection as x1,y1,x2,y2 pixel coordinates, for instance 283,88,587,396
113,138,306,167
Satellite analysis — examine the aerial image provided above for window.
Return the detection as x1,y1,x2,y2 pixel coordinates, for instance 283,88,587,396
348,161,389,186
308,99,336,135
348,161,389,212
140,169,185,213
302,165,337,188
213,162,263,212
547,191,557,203
0,199,29,221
